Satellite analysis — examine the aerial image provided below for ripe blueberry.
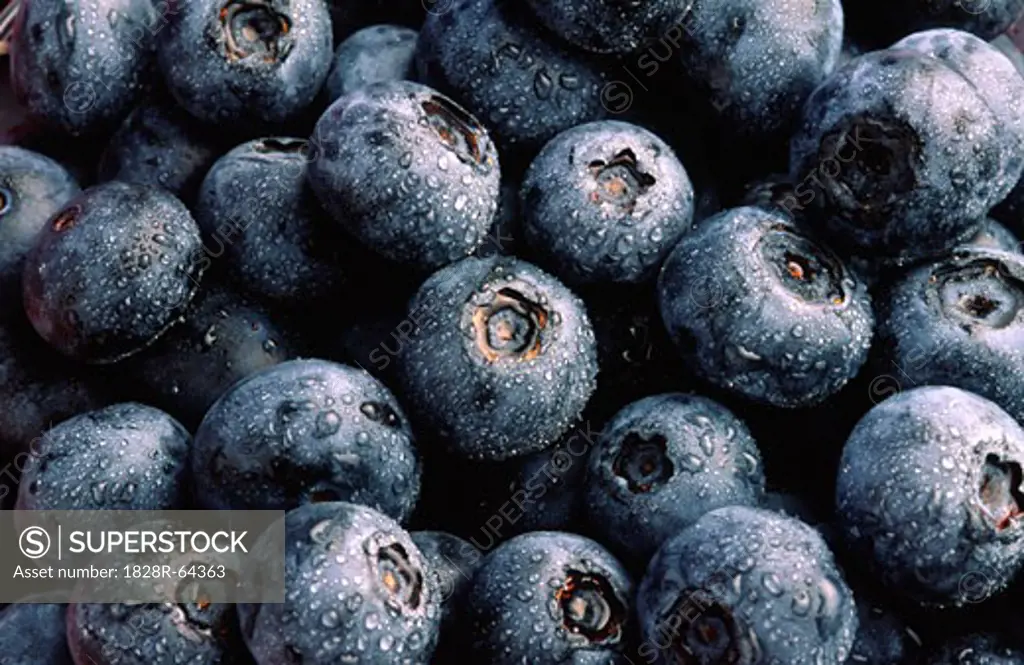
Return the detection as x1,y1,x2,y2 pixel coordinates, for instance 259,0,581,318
191,358,421,521
521,120,695,286
836,386,1024,607
22,181,204,363
657,206,874,407
396,256,598,461
16,402,191,511
238,501,441,665
307,80,500,271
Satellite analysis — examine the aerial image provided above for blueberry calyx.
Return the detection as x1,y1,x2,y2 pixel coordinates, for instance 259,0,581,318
666,594,746,664
612,432,673,493
815,113,921,228
421,96,487,168
51,205,81,232
375,541,424,610
979,454,1024,531
0,186,11,216
587,148,656,212
555,571,625,644
471,287,549,363
931,259,1023,330
757,226,846,306
219,0,292,63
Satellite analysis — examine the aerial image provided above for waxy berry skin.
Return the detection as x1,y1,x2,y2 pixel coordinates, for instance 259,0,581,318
98,93,225,207
325,24,418,102
524,0,687,54
158,0,333,130
307,81,500,272
638,506,858,665
9,0,161,136
196,137,349,308
191,359,421,520
15,402,191,511
521,120,695,287
657,206,873,408
583,393,765,566
837,386,1024,607
462,531,634,665
238,502,442,665
876,247,1024,429
22,181,204,364
0,146,80,321
790,47,1024,263
673,0,845,141
67,603,250,665
396,256,598,461
416,0,611,158
0,604,73,665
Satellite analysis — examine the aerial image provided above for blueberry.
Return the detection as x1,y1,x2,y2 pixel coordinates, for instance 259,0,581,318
196,137,348,307
396,256,598,461
124,281,295,430
307,80,500,271
927,633,1024,664
238,501,441,665
463,531,634,664
409,531,481,630
67,603,251,665
0,146,79,320
789,48,1024,263
846,598,921,665
638,506,857,665
521,120,695,286
158,0,333,130
191,358,421,520
22,181,205,363
15,402,191,510
674,0,844,140
846,0,1024,48
325,24,418,102
657,206,874,408
583,393,765,566
836,386,1024,607
97,92,226,207
877,248,1024,424
0,318,108,465
9,0,161,135
0,603,72,665
524,0,686,54
416,0,611,158
893,29,1024,197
